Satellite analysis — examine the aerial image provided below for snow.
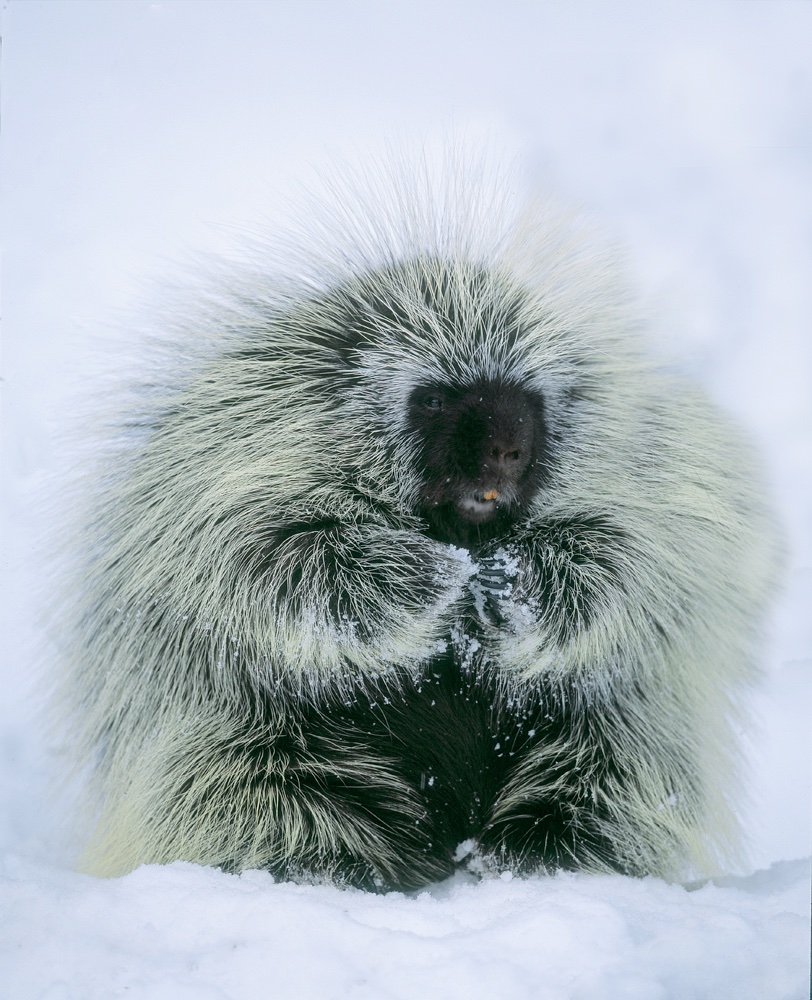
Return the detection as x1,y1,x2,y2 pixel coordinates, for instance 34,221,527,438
2,858,808,1000
1,2,810,998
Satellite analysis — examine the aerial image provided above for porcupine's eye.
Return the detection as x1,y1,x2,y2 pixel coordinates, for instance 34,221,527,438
424,395,444,412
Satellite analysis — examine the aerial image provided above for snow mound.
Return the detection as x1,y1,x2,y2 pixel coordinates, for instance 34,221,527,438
2,856,808,1000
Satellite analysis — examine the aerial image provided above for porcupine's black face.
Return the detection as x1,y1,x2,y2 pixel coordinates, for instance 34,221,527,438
407,378,547,547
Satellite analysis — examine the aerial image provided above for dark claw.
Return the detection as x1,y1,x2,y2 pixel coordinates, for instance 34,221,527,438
477,553,518,596
471,551,520,626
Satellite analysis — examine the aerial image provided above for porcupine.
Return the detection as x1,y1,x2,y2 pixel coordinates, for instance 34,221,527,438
58,158,779,889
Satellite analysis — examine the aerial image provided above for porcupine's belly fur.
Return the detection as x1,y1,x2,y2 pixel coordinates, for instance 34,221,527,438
292,641,619,884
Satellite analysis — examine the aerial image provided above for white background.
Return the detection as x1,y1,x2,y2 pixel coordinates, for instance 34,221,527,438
2,3,810,998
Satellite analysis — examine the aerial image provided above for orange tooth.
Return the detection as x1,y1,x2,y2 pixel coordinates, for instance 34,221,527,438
483,489,499,501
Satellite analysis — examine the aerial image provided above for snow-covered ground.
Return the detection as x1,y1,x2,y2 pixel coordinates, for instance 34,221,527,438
2,858,808,1000
2,3,810,998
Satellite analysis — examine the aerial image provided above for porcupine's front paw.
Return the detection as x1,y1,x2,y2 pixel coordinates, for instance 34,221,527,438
470,548,521,627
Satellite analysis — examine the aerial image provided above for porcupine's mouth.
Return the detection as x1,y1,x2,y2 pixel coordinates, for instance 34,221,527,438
457,487,503,522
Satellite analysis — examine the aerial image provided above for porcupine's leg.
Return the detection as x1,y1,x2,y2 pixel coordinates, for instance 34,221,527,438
84,685,458,889
473,674,706,878
475,694,629,874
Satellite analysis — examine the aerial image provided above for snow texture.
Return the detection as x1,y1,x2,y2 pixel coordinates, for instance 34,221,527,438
1,2,810,998
1,858,808,1000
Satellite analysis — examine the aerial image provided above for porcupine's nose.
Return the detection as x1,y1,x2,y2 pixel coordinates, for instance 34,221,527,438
483,438,528,480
